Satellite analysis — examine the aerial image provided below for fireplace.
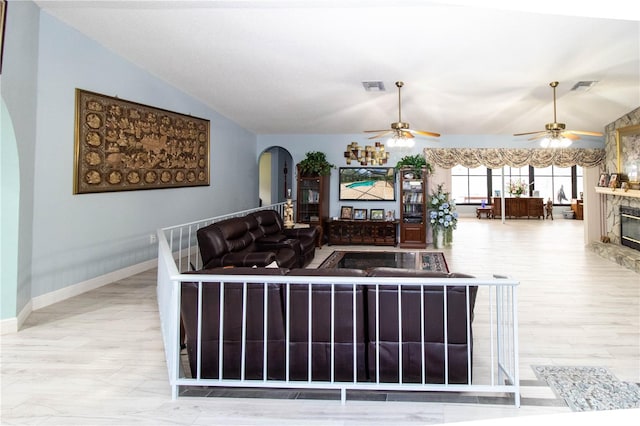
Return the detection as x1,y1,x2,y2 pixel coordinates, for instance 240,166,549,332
620,206,640,251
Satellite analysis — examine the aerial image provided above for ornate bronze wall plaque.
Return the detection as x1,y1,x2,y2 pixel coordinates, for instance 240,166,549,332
74,89,210,194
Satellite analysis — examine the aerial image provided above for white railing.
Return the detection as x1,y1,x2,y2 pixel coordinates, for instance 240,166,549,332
157,207,520,406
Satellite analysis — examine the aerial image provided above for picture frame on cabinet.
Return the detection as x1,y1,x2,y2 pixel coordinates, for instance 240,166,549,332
353,208,367,220
340,206,353,219
370,209,384,220
609,173,619,188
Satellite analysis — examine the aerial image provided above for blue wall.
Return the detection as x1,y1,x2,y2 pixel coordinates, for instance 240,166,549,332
1,5,259,320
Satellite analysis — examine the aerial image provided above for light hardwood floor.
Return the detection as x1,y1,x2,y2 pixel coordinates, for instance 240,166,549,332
1,218,638,425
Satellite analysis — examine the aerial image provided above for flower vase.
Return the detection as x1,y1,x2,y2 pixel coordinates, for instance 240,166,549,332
433,228,444,249
444,227,453,246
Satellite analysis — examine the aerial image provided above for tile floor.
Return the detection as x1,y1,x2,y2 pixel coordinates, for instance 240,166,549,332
1,218,639,425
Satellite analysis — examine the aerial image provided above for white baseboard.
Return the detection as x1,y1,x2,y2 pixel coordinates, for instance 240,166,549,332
1,258,157,334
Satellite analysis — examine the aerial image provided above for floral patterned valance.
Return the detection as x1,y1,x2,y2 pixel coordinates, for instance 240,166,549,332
424,148,605,169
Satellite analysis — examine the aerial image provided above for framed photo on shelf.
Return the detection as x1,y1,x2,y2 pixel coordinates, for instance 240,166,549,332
369,208,384,220
598,173,609,187
340,206,353,220
609,173,619,188
353,208,367,220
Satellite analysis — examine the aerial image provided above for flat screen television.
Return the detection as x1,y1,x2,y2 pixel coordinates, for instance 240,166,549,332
338,167,396,201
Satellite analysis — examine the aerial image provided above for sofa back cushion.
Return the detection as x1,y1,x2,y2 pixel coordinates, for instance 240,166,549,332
196,223,228,267
216,217,256,253
365,267,478,384
285,268,367,381
250,210,284,237
181,267,288,380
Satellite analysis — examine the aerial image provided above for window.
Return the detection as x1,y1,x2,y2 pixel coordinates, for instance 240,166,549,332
451,165,490,204
451,165,582,205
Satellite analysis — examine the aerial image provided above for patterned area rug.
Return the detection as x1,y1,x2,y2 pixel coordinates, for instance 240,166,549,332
318,251,448,273
533,365,640,411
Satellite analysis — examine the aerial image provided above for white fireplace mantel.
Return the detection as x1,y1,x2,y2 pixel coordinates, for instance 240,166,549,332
595,187,640,199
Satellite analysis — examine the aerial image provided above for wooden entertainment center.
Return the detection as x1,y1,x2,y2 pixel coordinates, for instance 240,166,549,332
325,219,398,246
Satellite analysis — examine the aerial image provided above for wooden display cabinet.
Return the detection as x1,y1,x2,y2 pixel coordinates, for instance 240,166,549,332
296,165,330,240
399,167,427,248
492,197,544,219
325,219,398,246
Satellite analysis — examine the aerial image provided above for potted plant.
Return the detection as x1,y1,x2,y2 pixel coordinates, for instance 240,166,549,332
395,154,432,177
297,151,335,176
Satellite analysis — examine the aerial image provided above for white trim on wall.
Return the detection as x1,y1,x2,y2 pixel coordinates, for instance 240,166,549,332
1,258,157,335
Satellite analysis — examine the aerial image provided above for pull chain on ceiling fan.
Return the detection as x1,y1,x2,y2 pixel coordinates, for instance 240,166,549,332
513,81,603,148
364,81,440,146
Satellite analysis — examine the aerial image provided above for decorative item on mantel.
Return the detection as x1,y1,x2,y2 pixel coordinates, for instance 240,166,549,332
507,179,528,197
344,141,389,165
429,183,458,249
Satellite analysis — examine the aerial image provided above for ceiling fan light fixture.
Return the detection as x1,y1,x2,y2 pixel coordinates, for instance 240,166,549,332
387,133,414,149
540,136,572,149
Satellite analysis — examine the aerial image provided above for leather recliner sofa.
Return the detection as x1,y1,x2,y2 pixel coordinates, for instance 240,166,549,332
180,266,478,385
196,210,318,269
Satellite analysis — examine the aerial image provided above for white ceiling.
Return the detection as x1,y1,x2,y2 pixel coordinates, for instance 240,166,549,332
35,0,640,138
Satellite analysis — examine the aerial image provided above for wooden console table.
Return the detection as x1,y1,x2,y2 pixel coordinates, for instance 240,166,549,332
492,197,544,219
325,219,398,246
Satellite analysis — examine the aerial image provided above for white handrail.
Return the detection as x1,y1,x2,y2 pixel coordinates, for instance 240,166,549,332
157,207,520,407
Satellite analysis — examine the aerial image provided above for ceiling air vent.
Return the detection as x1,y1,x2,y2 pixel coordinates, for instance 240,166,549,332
362,81,386,92
570,81,598,92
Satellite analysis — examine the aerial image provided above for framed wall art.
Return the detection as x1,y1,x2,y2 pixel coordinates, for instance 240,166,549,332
74,88,210,194
616,124,640,183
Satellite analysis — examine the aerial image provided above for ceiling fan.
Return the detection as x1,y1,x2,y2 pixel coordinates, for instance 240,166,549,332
513,81,603,147
364,81,440,141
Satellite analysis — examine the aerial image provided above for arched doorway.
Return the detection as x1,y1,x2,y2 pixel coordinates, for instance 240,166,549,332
258,147,293,206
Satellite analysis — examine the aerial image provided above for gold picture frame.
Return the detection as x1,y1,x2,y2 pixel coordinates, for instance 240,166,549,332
615,124,640,183
1,0,7,74
74,89,210,194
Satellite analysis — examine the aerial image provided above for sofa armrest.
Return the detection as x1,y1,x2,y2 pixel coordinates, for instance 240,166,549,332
203,251,277,269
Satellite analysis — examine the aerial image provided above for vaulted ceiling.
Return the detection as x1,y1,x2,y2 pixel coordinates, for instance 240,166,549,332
36,1,640,139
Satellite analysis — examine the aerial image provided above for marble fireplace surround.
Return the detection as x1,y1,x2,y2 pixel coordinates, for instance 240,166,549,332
589,106,640,274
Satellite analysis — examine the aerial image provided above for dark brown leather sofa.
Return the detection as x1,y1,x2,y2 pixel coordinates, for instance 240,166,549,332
180,266,477,385
196,210,318,269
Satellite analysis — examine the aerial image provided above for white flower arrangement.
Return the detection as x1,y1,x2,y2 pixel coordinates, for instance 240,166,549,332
508,179,527,196
429,184,458,246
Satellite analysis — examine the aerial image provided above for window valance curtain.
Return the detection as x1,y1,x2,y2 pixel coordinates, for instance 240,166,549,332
424,148,605,169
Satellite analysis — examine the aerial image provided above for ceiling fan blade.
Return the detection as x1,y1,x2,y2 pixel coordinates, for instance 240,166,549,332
527,133,548,141
560,132,581,140
565,130,604,137
364,129,391,133
410,129,441,138
401,131,415,139
514,130,545,136
368,131,392,139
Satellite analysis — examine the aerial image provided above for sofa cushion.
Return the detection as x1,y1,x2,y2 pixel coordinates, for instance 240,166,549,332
181,267,289,380
285,268,367,382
